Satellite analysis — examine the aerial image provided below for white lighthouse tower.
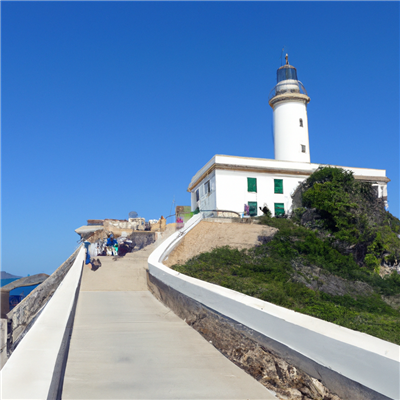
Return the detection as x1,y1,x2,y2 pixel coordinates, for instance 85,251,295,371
269,54,311,163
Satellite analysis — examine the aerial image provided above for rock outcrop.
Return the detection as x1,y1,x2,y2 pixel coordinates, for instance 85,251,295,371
290,261,374,298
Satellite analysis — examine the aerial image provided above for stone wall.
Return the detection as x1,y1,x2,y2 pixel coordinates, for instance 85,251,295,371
147,271,392,400
0,319,7,369
1,291,10,319
150,216,166,232
128,231,156,250
6,246,81,357
203,216,257,224
1,247,86,399
103,217,166,232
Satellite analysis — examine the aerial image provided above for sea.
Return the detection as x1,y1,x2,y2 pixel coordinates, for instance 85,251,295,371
1,278,39,310
1,278,19,287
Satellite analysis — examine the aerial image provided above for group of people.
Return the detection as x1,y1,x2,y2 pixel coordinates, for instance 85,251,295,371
106,234,118,256
85,233,133,261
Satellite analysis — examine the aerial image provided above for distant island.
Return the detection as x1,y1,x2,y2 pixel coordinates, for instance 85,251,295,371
1,271,22,280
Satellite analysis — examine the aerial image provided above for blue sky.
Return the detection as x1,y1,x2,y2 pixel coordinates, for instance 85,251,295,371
2,1,399,277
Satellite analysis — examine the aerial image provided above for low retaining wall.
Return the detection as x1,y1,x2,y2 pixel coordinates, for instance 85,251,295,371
147,272,342,400
148,214,399,400
1,246,85,399
128,231,156,249
203,216,259,224
6,246,81,357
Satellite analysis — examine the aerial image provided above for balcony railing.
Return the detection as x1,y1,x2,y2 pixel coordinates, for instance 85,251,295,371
268,81,308,102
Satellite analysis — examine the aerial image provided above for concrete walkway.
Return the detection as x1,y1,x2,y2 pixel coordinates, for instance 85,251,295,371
62,245,275,399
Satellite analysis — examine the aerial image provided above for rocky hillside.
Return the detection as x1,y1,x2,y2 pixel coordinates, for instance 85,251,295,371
291,166,400,273
172,167,400,345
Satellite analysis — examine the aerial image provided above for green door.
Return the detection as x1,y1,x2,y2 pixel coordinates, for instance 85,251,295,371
274,203,285,216
248,202,258,217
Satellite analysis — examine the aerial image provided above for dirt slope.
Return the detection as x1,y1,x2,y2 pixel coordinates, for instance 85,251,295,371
163,221,277,267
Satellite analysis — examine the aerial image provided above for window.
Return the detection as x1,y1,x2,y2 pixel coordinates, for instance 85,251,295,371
301,145,306,153
247,177,257,192
248,202,258,217
195,189,199,202
274,203,285,216
299,118,303,127
204,180,211,195
274,179,283,194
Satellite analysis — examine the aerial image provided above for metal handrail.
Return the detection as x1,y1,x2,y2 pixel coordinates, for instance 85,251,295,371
166,209,241,220
268,80,308,101
197,209,241,218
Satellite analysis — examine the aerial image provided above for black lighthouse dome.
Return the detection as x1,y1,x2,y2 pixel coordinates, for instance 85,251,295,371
277,54,298,82
277,64,298,83
269,54,309,101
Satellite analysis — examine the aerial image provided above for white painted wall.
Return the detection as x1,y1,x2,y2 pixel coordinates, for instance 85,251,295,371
1,246,85,399
273,100,310,163
214,155,314,172
189,155,217,192
190,191,197,211
148,215,400,400
188,155,389,215
191,170,217,213
215,169,307,216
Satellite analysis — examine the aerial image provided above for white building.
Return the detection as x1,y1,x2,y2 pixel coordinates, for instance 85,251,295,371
188,55,389,217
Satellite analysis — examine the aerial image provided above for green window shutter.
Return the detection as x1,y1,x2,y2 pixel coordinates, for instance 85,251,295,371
247,178,257,192
274,203,285,216
248,202,258,217
274,179,283,194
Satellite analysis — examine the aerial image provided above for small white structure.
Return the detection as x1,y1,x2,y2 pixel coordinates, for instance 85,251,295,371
188,56,389,217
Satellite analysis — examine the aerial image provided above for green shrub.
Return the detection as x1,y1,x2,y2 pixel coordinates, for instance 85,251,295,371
295,167,400,271
292,207,306,223
364,254,380,271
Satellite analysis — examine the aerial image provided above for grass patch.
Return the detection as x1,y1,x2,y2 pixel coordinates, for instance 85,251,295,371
173,237,400,344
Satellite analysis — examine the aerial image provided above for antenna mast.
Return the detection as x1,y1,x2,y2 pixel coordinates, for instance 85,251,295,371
169,196,176,216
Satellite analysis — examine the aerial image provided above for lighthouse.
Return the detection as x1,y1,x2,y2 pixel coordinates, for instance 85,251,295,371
269,55,311,163
188,54,389,218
